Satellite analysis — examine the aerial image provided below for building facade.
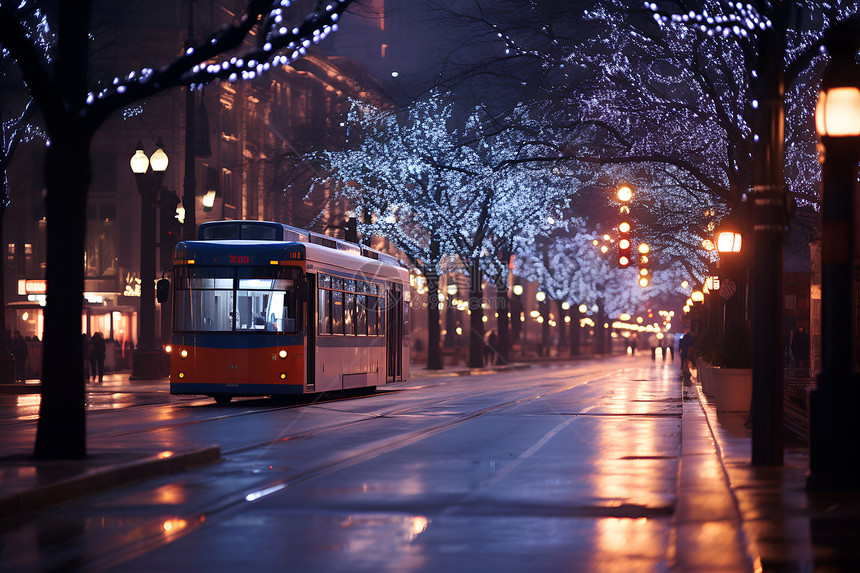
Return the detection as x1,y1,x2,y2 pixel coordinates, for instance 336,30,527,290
3,0,393,370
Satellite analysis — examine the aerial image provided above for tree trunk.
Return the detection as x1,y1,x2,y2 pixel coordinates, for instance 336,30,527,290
595,300,607,355
557,300,567,356
570,307,581,356
33,2,92,459
467,260,484,368
540,299,550,356
0,196,14,383
34,129,90,459
496,279,510,364
425,268,443,370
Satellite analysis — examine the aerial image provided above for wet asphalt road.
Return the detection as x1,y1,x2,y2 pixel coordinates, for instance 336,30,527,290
1,356,684,572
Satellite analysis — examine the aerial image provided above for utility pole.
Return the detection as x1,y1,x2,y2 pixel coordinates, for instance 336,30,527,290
182,0,197,241
750,7,789,467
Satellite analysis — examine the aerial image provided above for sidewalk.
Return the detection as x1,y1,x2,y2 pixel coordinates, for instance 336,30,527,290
685,367,860,571
1,363,859,570
0,371,220,521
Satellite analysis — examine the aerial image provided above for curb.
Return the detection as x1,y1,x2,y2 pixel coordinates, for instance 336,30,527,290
416,363,532,377
0,446,221,522
0,383,41,394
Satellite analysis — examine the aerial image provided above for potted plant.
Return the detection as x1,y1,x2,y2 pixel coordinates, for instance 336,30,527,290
712,323,753,412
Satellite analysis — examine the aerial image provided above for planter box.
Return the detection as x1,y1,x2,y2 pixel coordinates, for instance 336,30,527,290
703,366,716,397
713,368,752,412
696,359,716,397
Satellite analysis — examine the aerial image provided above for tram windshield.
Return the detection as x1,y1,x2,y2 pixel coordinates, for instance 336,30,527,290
174,266,300,333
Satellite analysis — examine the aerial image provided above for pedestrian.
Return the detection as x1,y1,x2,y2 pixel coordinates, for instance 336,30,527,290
679,330,695,383
791,326,810,371
82,333,91,382
665,332,675,362
89,332,106,383
484,330,498,366
10,331,28,383
648,331,659,361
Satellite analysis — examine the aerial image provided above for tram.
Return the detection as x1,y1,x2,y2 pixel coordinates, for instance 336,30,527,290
157,220,410,404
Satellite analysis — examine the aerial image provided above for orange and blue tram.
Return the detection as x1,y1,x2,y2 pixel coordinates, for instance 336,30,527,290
159,221,410,404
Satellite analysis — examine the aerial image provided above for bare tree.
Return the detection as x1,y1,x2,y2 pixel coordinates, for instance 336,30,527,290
0,0,356,459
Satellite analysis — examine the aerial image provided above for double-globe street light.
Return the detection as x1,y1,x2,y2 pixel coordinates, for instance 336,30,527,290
130,139,168,379
807,35,860,491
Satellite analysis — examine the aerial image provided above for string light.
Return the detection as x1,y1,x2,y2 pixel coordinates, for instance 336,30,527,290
86,0,349,106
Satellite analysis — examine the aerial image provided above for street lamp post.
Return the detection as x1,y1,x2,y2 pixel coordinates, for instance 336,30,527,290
716,216,744,342
130,139,168,379
807,35,860,491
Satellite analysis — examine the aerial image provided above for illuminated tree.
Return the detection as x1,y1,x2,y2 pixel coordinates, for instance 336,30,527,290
0,0,355,459
0,0,49,371
517,220,687,354
312,92,579,368
433,1,859,281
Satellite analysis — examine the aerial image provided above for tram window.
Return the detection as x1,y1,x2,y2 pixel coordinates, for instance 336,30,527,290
344,292,355,335
332,290,343,334
318,288,331,334
174,266,299,333
236,269,298,333
174,268,235,332
356,294,367,335
367,295,377,336
240,223,278,240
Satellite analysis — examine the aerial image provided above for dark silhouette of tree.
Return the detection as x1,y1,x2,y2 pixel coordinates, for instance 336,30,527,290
0,0,356,459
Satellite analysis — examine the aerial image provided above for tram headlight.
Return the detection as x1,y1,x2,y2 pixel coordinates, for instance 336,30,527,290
164,344,172,353
180,349,188,359
178,372,185,379
280,373,287,380
278,350,288,359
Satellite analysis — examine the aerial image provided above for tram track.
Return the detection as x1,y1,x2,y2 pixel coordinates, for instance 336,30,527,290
98,365,597,444
81,364,619,573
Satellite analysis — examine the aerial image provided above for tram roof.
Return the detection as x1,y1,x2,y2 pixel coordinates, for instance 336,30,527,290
174,240,408,282
196,220,402,267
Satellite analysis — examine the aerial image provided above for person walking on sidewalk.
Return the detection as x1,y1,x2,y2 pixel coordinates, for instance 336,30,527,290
791,326,810,371
648,331,659,360
664,331,675,361
11,331,28,383
679,330,695,383
484,330,498,366
89,332,106,383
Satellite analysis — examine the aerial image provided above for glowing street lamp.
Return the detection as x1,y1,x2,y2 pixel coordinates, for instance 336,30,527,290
691,290,705,305
130,139,169,379
716,230,742,253
808,34,860,491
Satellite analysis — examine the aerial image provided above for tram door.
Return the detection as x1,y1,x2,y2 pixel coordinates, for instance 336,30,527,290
385,283,403,382
305,273,315,391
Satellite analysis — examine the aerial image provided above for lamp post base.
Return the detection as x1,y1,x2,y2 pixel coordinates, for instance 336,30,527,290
131,349,166,380
807,374,860,492
0,356,15,384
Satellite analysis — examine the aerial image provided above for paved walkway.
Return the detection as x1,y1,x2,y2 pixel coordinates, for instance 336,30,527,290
1,364,859,570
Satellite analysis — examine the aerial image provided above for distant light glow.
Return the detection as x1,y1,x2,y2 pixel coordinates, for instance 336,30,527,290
245,483,288,502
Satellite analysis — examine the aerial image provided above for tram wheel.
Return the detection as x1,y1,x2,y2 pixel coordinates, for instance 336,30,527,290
213,394,232,406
